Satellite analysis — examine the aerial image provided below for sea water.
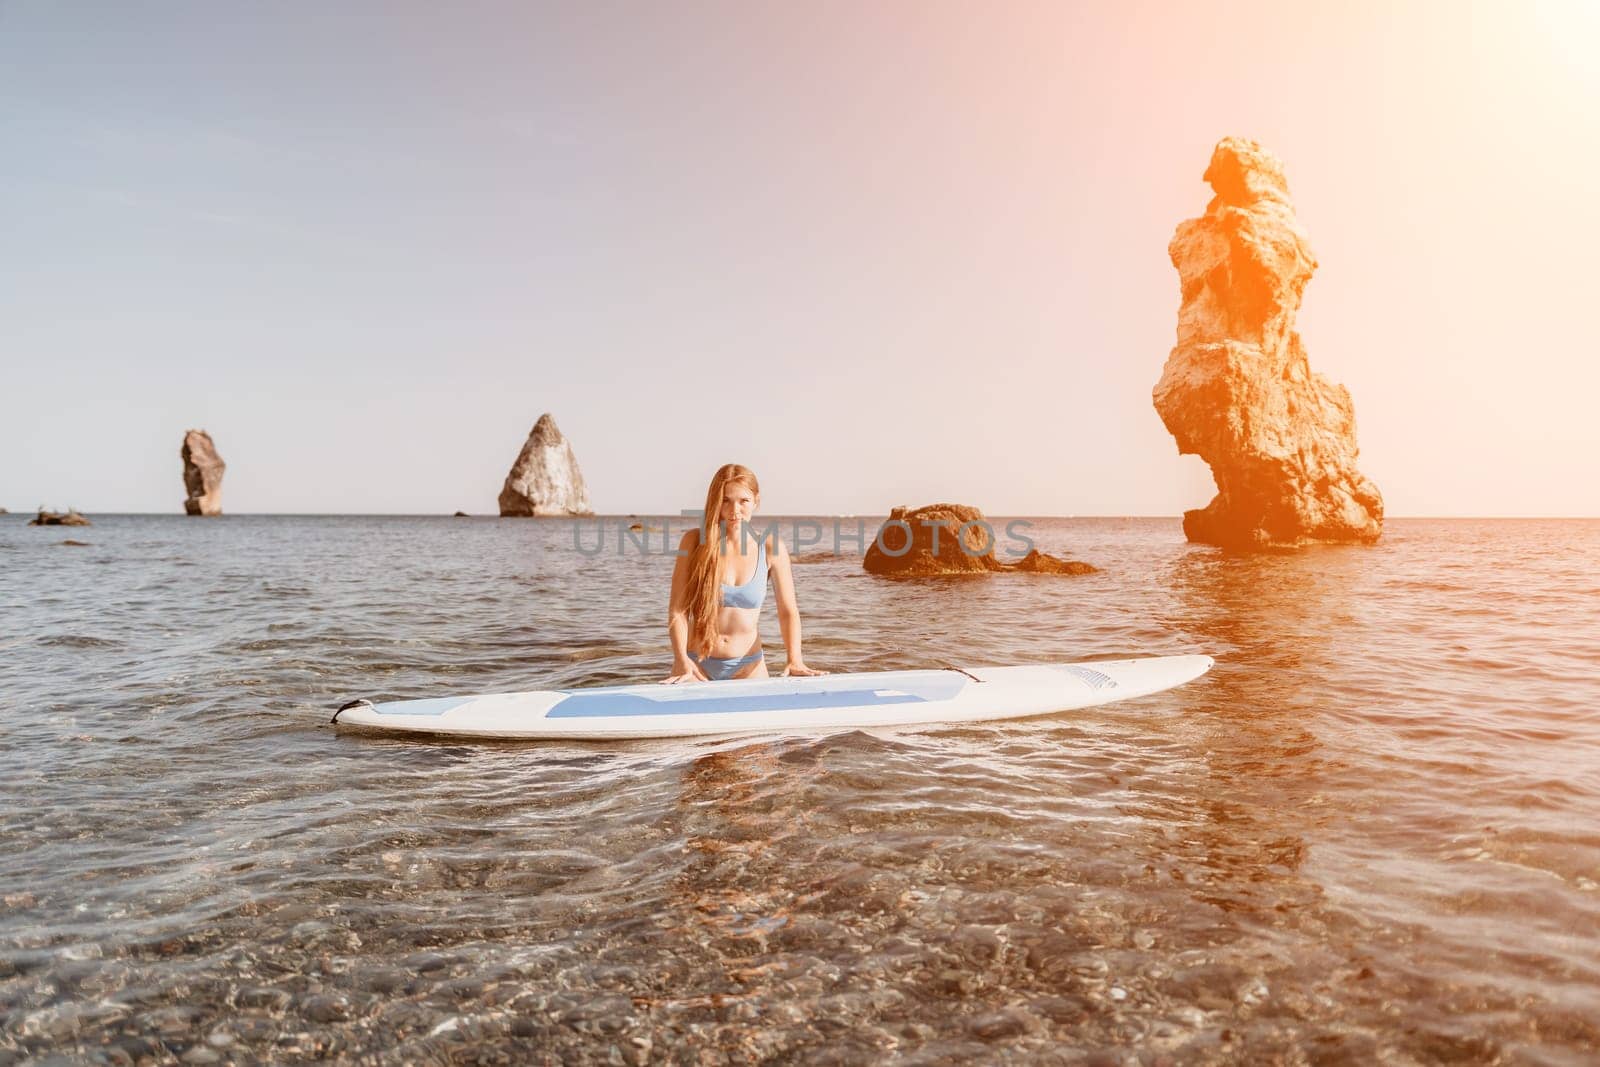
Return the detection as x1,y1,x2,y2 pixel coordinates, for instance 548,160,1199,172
2,515,1598,1062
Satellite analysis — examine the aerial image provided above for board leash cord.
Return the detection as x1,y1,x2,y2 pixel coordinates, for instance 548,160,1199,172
331,699,373,725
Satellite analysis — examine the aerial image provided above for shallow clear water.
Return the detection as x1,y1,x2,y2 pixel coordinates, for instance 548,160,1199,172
2,515,1598,1064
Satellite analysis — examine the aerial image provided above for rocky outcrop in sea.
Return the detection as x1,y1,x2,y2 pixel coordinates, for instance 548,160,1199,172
1153,137,1383,550
181,429,226,516
499,414,594,517
29,509,90,527
863,504,1096,577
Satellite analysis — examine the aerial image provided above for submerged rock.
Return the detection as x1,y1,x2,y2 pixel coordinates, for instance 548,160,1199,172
863,504,1096,577
1010,549,1097,575
498,414,594,517
29,509,91,527
1154,137,1383,550
181,430,226,516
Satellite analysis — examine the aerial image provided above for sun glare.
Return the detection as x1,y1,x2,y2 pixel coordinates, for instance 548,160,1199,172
1529,0,1600,88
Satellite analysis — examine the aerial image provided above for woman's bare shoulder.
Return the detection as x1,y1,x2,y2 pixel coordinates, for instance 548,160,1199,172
678,527,700,552
764,530,787,557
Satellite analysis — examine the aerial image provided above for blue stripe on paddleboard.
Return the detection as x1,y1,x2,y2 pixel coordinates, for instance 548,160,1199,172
373,697,475,717
546,676,968,719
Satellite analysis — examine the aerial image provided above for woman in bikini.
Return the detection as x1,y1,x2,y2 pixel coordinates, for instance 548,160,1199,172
663,464,826,683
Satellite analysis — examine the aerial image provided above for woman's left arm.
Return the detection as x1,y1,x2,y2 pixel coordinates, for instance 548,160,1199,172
768,533,827,677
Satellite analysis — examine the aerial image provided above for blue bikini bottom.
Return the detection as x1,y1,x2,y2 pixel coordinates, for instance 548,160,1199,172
689,649,765,681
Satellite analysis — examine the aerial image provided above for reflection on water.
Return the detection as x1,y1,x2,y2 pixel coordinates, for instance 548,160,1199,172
2,515,1599,1061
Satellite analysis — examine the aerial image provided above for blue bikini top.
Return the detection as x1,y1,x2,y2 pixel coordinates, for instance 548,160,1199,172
720,536,768,610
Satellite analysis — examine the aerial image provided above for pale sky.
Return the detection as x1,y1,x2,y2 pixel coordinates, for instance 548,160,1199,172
3,0,1597,516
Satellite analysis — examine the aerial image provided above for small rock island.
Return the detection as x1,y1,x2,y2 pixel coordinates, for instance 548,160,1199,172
864,504,1097,577
30,509,91,527
181,429,226,516
499,414,594,517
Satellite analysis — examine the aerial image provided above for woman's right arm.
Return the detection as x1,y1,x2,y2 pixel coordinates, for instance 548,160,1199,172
663,528,708,684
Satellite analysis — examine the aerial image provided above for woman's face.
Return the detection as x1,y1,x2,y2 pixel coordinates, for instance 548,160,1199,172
719,482,757,527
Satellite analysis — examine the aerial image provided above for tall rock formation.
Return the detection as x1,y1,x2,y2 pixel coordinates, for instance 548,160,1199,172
181,430,225,516
1153,137,1383,550
499,414,594,517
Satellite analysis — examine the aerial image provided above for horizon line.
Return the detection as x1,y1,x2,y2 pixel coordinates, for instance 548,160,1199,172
7,512,1600,521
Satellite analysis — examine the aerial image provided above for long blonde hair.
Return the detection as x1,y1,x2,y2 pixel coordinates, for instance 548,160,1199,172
686,464,760,651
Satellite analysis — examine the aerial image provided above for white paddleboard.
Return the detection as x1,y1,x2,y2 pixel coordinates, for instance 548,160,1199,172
331,655,1213,740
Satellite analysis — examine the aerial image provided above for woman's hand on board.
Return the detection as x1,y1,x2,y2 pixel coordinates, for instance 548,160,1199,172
781,661,828,677
661,659,709,684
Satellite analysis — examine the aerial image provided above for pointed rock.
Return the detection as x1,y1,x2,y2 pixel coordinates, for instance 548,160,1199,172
1153,137,1383,550
498,414,594,517
181,430,226,516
